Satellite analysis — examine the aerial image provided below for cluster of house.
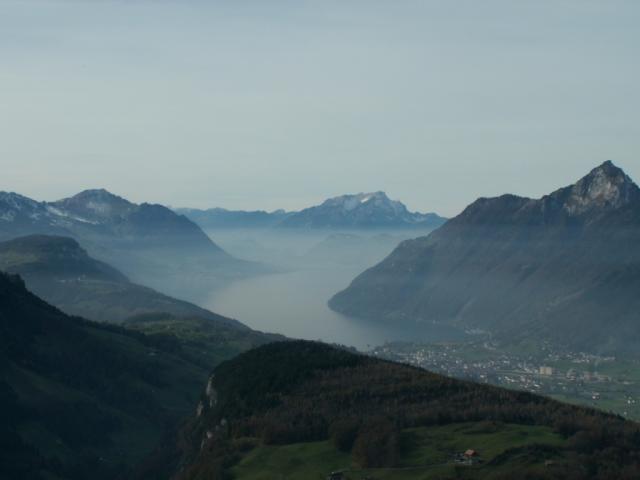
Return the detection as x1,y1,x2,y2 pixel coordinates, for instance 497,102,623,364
453,449,482,465
539,366,554,376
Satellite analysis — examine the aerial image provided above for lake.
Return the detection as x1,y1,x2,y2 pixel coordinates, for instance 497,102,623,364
203,265,466,351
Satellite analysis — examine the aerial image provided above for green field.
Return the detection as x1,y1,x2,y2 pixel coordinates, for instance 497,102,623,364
231,423,566,480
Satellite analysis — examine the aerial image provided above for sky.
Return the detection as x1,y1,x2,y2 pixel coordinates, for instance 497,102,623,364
0,0,638,216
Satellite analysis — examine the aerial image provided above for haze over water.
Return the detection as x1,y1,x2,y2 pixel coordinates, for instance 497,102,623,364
203,229,467,350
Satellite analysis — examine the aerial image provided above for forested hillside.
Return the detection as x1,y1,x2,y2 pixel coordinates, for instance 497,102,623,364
0,273,273,480
160,341,640,480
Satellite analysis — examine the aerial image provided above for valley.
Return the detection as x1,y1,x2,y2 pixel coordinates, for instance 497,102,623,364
205,266,467,350
195,173,640,424
2,179,640,479
195,173,640,423
3,2,638,478
201,228,465,349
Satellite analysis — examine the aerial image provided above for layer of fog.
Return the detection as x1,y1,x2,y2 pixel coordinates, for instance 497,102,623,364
201,228,468,350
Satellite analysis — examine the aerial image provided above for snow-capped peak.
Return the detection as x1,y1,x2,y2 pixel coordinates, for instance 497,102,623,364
51,189,134,221
279,191,446,229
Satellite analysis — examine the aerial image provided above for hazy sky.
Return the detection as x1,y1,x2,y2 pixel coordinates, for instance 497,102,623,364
1,0,638,216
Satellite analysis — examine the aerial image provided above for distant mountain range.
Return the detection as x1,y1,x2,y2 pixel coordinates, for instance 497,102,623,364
178,191,446,230
175,207,291,229
0,189,262,301
330,161,640,353
0,234,244,326
0,188,221,250
278,191,446,229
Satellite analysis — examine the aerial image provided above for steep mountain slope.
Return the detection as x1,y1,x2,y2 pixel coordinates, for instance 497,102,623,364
176,207,291,229
0,191,68,236
0,189,221,250
0,234,243,326
330,161,640,353
0,189,261,301
0,272,210,479
278,191,446,229
0,272,278,480
151,341,640,480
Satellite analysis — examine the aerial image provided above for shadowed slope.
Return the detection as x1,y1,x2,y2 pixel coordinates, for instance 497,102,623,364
0,234,244,327
330,161,640,353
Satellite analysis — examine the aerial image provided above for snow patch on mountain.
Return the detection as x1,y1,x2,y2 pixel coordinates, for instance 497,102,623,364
279,191,446,229
45,205,98,225
0,211,16,222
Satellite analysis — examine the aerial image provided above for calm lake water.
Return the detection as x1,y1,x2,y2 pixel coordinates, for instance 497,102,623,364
203,266,465,351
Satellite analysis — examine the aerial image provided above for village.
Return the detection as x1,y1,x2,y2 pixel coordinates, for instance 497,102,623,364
371,341,640,420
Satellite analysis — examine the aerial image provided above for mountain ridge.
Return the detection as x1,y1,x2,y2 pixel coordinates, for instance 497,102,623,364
452,161,640,226
0,188,266,301
176,207,292,229
0,234,246,327
0,188,229,250
178,192,446,230
278,191,446,229
329,161,640,353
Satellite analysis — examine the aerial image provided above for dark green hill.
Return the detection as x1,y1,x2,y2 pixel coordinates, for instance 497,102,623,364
123,313,283,371
0,272,276,480
0,271,206,479
160,341,640,480
0,234,244,327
